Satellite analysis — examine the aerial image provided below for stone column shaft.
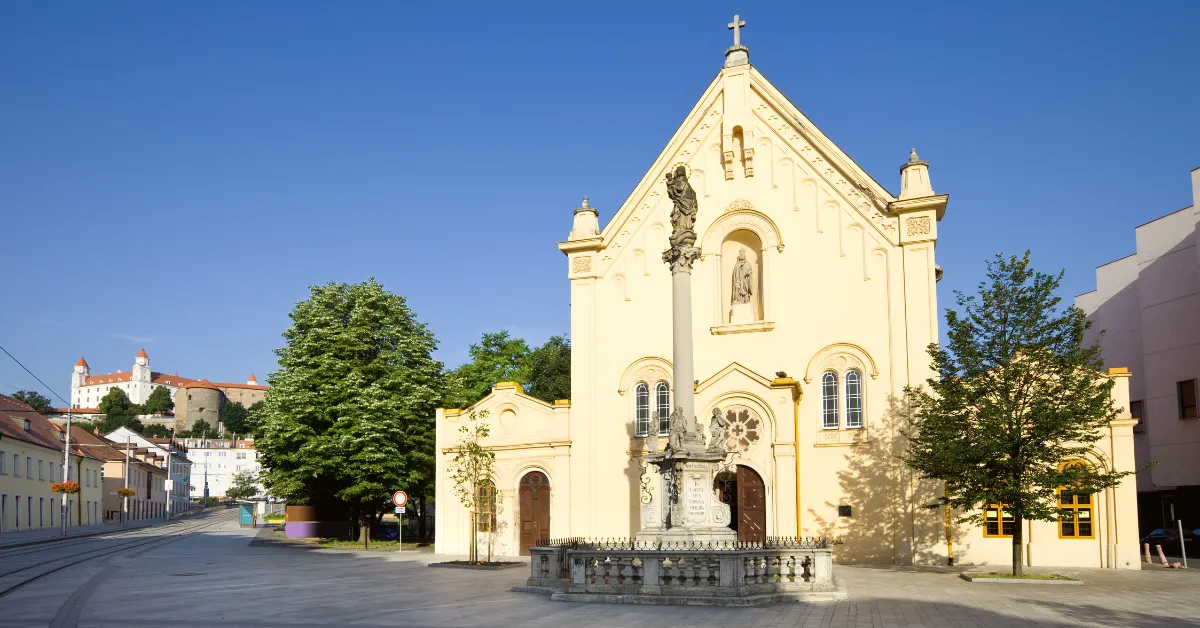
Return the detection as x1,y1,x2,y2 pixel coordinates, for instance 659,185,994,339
672,266,695,430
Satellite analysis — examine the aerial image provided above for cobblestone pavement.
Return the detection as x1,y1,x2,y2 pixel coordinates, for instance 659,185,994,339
2,515,1197,627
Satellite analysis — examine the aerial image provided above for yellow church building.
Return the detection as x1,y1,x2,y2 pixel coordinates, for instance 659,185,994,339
434,22,1141,570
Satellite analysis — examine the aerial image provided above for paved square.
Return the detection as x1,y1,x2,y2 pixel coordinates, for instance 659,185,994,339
2,514,1197,627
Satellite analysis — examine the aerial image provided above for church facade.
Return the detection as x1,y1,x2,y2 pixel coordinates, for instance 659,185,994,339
435,29,1140,569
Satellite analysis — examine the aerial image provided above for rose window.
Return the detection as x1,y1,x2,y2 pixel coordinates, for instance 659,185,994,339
725,407,761,451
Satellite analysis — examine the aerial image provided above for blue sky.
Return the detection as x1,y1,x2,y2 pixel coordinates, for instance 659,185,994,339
1,2,1197,404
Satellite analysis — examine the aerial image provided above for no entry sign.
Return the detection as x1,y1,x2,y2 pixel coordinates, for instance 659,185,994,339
392,491,408,507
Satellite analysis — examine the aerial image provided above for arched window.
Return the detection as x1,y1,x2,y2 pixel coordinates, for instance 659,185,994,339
634,383,650,437
821,371,839,429
1058,462,1095,539
655,382,671,435
844,369,863,428
475,480,496,533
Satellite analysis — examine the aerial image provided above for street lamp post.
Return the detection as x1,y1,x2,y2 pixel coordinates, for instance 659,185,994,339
123,434,130,529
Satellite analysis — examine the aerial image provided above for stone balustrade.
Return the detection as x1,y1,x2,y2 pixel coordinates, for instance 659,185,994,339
524,537,841,604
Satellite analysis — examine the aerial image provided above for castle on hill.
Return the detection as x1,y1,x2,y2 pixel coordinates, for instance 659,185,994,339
68,349,267,429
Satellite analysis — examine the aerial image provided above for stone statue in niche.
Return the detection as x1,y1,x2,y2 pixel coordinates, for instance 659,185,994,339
708,407,727,454
731,248,754,304
729,247,757,324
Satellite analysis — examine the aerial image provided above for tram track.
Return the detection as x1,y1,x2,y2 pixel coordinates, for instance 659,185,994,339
0,514,227,600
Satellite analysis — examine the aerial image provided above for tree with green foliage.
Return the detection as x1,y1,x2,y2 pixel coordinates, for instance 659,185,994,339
225,470,260,500
182,419,220,439
445,331,530,408
220,401,251,435
246,400,265,432
143,386,175,415
902,252,1134,576
141,424,172,438
449,410,497,564
445,331,572,407
255,279,443,549
96,388,144,433
524,335,571,403
11,390,52,411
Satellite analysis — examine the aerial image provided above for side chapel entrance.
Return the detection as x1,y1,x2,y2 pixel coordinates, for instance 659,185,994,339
518,471,550,555
715,465,766,542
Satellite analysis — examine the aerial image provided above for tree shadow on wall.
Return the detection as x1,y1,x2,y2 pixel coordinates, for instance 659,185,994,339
808,394,969,565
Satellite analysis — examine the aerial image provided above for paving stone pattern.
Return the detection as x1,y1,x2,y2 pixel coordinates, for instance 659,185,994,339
3,513,1197,627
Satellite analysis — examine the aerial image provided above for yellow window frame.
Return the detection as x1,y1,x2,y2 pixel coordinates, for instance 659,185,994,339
1058,461,1095,539
983,504,1014,538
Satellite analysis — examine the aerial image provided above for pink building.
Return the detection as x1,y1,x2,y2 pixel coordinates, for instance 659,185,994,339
1077,167,1200,534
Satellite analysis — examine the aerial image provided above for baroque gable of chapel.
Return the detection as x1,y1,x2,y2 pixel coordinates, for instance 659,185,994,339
580,63,905,276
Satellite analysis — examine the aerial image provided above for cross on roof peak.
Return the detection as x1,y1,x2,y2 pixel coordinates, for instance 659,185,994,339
727,15,747,48
723,14,750,68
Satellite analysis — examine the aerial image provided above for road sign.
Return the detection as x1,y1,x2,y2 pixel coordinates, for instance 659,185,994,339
394,506,406,514
392,491,408,507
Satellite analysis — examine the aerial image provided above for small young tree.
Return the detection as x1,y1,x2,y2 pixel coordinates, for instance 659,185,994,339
448,410,496,564
226,470,260,500
903,252,1134,576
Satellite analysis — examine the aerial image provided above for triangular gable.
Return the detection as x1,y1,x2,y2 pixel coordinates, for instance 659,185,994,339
592,63,902,273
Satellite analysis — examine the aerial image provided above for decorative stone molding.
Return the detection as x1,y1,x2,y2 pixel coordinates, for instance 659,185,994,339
905,216,931,236
572,256,592,273
743,147,755,177
617,357,673,395
802,343,880,384
700,206,784,254
724,198,754,213
710,321,776,335
723,150,735,180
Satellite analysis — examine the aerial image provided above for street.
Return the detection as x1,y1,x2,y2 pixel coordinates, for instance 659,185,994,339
1,509,1199,627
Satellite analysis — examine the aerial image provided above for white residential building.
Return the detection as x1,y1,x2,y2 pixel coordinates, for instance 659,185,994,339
180,439,261,499
104,426,194,517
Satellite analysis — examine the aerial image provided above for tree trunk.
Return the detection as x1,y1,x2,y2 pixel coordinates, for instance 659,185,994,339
1011,512,1023,576
469,509,478,564
363,514,370,550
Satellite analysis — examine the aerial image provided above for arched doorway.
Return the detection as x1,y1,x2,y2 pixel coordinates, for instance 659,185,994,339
518,471,550,555
714,465,766,542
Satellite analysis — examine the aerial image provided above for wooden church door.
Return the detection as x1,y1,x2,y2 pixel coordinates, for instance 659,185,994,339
736,466,766,543
519,471,550,555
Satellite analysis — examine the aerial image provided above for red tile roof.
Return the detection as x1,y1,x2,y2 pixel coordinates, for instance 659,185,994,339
0,394,102,462
184,379,220,390
82,371,198,387
76,356,89,367
136,348,148,359
47,407,101,414
213,382,268,391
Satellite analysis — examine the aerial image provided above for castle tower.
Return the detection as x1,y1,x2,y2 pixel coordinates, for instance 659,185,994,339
72,356,90,407
247,374,259,386
131,348,152,404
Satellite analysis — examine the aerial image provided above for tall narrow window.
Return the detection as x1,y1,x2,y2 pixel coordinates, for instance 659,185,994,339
821,371,839,429
844,370,863,428
1178,380,1197,419
634,383,650,437
1058,461,1095,539
655,382,671,435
